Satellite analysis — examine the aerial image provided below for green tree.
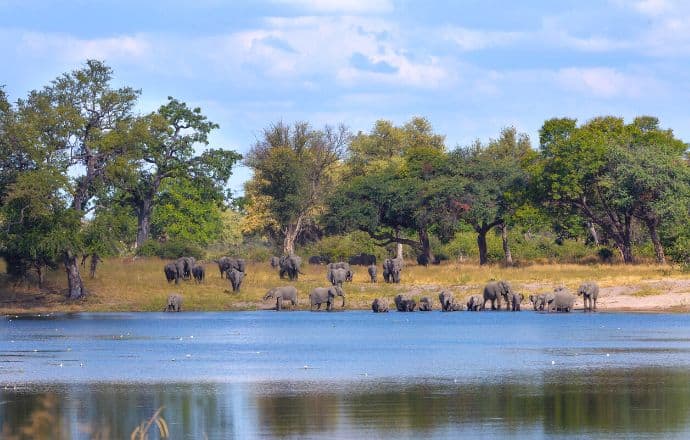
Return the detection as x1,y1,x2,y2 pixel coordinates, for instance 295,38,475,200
244,121,349,255
117,97,241,248
450,127,534,265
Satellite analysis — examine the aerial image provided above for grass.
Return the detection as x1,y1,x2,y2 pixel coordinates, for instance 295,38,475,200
1,257,688,313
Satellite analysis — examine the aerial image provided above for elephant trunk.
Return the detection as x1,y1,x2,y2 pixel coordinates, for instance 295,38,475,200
342,295,346,308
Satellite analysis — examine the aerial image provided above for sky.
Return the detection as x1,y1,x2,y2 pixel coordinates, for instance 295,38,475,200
2,0,690,195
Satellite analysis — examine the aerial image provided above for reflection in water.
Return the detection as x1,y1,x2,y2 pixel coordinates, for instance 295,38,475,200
3,368,690,439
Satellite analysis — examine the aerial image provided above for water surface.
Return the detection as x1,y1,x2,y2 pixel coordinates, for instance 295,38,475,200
2,311,690,438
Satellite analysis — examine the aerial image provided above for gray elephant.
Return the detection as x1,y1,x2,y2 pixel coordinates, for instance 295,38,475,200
547,287,576,312
279,255,302,281
175,258,187,281
439,291,455,312
535,292,555,311
529,294,541,311
164,263,179,284
177,257,194,280
371,298,389,313
270,256,280,269
192,265,205,283
483,281,513,310
383,258,403,283
394,294,416,312
328,262,353,281
510,292,524,311
418,296,433,311
367,264,377,283
263,286,298,310
328,267,349,287
217,257,246,279
309,286,345,311
466,294,484,311
577,281,599,311
227,268,245,292
164,293,183,312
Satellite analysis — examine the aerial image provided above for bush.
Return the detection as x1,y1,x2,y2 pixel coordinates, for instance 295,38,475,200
137,239,204,260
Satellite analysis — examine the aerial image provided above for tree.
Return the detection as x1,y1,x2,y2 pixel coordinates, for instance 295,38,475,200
244,121,349,255
19,60,140,298
450,127,533,265
327,117,463,262
533,116,688,264
118,97,241,248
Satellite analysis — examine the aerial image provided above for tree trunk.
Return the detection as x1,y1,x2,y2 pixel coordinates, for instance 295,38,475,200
500,223,513,266
645,218,666,264
587,221,600,246
395,228,403,260
135,197,154,249
477,229,489,266
283,217,303,255
63,251,86,299
418,229,434,265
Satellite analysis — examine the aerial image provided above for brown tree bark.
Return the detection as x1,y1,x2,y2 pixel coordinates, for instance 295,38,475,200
64,251,86,299
501,223,513,266
645,218,666,264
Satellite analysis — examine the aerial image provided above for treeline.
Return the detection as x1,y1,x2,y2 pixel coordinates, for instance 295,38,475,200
2,61,690,299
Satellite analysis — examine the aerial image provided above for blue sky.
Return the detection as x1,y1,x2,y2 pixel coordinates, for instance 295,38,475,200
2,0,690,194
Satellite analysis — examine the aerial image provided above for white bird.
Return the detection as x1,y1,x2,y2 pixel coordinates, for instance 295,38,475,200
551,360,555,365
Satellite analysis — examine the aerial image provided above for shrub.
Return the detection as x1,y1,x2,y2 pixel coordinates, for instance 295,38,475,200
137,239,204,260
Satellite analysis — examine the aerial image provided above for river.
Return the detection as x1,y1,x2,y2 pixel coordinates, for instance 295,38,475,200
2,311,690,438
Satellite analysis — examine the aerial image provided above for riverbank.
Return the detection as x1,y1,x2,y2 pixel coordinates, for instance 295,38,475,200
1,258,689,313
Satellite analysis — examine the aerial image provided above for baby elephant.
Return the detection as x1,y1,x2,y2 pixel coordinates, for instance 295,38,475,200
371,298,389,313
466,294,484,311
394,294,417,312
577,281,599,311
418,296,433,311
264,286,298,311
439,291,455,312
192,265,205,283
227,268,245,292
510,292,524,311
367,264,378,283
165,293,183,312
547,287,576,312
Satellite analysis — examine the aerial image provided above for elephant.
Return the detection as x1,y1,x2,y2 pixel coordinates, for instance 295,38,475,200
217,257,246,279
451,300,467,311
394,294,416,312
483,280,513,310
227,268,245,292
510,292,524,311
439,290,455,312
175,259,187,281
192,265,205,283
536,292,555,311
263,286,298,311
348,253,376,266
371,298,389,313
279,255,303,281
164,263,179,284
367,264,377,283
418,296,433,311
466,294,484,311
308,255,330,265
309,286,345,311
328,262,353,281
270,256,280,269
164,293,183,312
578,281,599,311
328,267,349,287
547,287,576,312
383,258,403,283
529,294,541,311
176,257,194,280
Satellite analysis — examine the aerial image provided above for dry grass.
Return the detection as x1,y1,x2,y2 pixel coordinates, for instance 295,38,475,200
1,257,688,313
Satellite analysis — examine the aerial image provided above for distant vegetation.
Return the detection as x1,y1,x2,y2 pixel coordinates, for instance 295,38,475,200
1,60,689,299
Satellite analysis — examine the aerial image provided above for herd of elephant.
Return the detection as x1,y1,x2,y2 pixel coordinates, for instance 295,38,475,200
162,254,599,314
371,281,599,313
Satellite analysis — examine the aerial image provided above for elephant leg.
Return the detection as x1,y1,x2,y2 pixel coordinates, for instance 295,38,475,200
276,298,282,311
593,297,597,311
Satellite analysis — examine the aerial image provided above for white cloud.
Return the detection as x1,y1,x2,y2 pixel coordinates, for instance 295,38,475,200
556,67,660,98
271,0,393,13
441,26,522,51
19,32,150,62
